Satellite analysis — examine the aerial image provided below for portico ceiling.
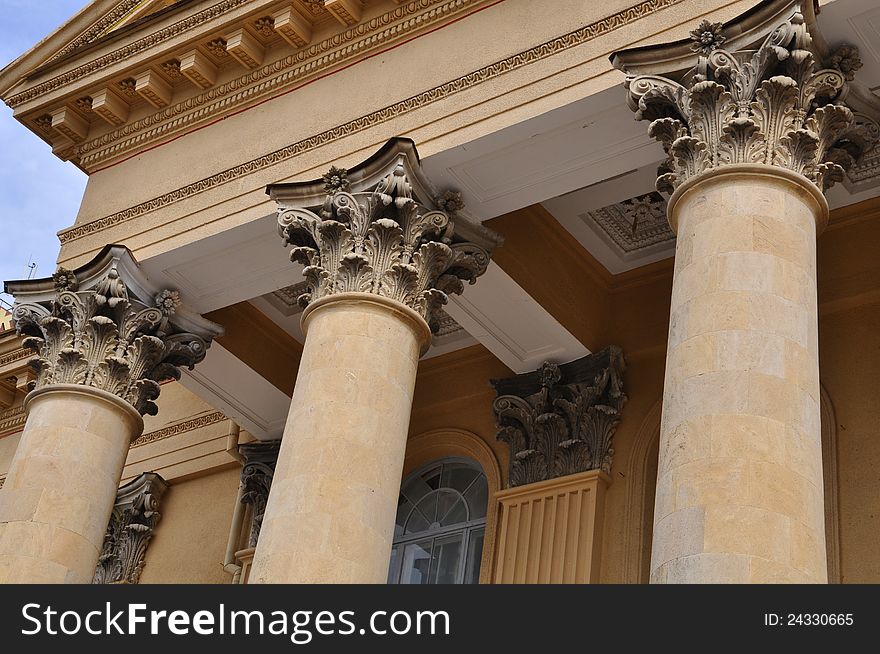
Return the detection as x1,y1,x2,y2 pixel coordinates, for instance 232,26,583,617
422,0,880,273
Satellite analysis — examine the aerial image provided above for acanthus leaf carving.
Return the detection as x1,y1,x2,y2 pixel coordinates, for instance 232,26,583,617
492,347,627,487
623,9,879,193
239,440,280,548
93,472,168,585
12,261,215,416
276,146,495,327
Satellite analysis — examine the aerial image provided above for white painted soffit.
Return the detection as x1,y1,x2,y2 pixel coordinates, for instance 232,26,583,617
443,262,589,374
179,342,289,441
541,164,674,275
140,211,300,315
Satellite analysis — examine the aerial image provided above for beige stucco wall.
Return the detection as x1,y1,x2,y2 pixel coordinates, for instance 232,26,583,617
138,465,240,584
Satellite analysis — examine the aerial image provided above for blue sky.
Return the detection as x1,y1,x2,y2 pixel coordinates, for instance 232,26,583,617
0,1,91,306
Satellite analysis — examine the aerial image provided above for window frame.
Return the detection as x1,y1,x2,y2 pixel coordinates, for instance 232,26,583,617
388,457,488,585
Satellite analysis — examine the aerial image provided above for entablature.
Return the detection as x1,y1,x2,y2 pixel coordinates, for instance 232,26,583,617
1,0,486,171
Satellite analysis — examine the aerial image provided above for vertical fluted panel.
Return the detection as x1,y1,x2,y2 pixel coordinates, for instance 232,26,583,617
492,470,609,584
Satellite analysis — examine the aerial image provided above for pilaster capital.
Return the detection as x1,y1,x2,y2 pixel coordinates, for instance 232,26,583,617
5,245,223,416
613,1,880,194
491,347,627,487
94,472,168,585
270,138,502,331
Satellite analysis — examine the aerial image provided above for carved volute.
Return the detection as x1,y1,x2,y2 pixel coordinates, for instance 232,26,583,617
614,3,880,194
93,472,168,584
270,138,502,331
492,347,627,487
5,245,223,416
239,440,281,548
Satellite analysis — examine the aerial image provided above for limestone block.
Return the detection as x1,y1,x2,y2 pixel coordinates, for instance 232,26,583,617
0,387,141,583
650,166,829,584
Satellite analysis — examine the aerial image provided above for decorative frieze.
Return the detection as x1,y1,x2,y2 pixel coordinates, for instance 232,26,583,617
8,0,254,107
274,139,498,329
58,0,691,242
93,472,168,584
0,347,30,368
49,0,146,64
8,246,221,416
0,405,25,435
622,11,879,193
239,440,280,548
492,347,626,487
132,410,227,447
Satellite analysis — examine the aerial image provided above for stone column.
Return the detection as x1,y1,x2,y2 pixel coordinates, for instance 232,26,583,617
250,140,498,583
0,248,221,583
616,12,877,582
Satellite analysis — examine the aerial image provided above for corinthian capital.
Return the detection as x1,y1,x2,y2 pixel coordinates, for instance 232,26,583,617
5,246,222,416
271,138,501,329
613,3,880,193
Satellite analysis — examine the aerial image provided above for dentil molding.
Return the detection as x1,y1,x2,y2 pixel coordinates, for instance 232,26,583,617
57,0,688,245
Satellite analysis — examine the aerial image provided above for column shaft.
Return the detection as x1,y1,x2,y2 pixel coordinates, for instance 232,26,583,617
250,293,429,583
0,386,142,583
652,166,827,583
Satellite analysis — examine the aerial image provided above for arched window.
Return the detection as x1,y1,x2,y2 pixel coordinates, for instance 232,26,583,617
388,458,488,584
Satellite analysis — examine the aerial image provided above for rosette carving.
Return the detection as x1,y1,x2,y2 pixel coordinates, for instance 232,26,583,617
12,266,209,416
491,347,626,487
625,12,879,193
277,161,490,330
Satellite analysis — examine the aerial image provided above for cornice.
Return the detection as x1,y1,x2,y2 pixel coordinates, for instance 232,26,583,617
74,0,493,169
0,405,26,436
46,0,145,66
132,410,227,447
7,0,253,108
58,0,686,245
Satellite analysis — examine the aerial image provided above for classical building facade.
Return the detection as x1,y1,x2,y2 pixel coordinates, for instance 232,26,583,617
0,0,878,584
